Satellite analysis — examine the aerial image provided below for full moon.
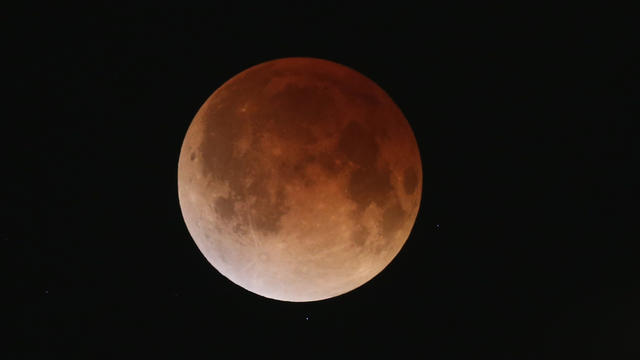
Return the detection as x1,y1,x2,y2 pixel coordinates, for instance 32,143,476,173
178,58,422,302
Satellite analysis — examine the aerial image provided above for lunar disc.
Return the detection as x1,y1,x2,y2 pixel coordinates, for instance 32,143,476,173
178,57,422,302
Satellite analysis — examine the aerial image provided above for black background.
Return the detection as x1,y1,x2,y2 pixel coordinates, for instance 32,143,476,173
6,3,637,358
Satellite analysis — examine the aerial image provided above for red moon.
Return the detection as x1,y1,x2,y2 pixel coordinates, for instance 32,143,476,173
178,58,422,302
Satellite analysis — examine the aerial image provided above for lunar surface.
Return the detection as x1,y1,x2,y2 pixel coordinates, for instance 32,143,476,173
178,57,422,302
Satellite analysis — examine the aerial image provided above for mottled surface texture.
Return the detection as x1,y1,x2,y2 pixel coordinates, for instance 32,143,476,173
178,58,422,302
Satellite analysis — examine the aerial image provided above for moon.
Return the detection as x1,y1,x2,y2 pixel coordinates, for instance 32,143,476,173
178,57,422,302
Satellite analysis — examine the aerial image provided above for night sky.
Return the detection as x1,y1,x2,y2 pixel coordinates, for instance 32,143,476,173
7,4,636,358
